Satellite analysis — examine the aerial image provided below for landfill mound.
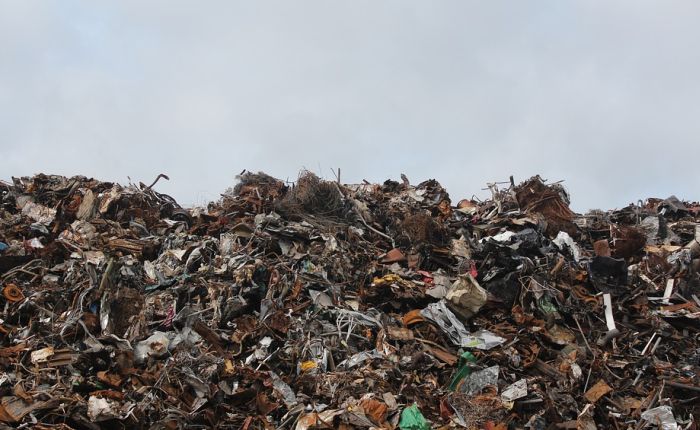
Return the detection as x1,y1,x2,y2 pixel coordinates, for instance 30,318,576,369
0,171,698,430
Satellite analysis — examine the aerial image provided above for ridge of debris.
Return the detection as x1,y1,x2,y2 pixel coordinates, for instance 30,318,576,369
0,171,698,429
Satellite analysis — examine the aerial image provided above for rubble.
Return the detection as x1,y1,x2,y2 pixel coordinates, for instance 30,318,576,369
0,171,699,429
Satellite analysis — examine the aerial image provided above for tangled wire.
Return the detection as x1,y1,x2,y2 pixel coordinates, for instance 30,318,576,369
275,171,346,218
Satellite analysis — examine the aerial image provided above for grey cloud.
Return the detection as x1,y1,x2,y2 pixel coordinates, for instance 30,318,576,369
1,1,699,210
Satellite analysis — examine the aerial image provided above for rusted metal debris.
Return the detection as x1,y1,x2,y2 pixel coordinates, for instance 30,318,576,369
0,171,698,429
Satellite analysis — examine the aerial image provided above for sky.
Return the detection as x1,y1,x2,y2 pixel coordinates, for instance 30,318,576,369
2,1,699,211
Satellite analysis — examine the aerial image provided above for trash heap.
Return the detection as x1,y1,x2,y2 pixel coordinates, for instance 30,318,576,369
0,171,698,429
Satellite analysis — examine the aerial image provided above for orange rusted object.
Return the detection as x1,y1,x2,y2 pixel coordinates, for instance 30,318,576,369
2,284,24,303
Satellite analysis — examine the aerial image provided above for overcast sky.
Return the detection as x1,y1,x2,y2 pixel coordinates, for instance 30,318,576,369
2,1,699,211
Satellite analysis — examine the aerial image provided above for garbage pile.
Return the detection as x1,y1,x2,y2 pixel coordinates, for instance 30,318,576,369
0,171,698,429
